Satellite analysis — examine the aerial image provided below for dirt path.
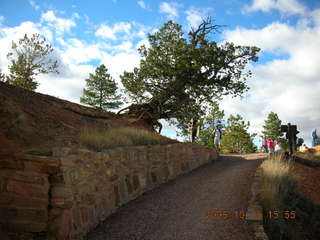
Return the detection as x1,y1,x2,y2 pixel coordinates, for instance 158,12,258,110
86,154,266,240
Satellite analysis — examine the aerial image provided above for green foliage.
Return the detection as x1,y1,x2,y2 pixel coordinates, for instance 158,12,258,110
278,137,288,151
80,64,122,111
175,101,224,144
221,114,257,153
0,69,7,82
262,112,283,141
6,33,59,90
120,18,260,122
194,102,225,146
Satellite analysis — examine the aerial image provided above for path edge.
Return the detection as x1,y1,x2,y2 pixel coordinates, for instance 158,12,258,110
246,165,269,240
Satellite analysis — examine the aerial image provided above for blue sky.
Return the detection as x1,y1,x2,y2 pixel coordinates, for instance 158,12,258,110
1,0,320,146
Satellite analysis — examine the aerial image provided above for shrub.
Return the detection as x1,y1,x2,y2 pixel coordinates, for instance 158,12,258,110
79,127,168,151
260,153,297,209
278,137,288,151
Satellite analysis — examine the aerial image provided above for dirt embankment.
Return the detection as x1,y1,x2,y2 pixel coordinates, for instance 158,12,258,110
0,82,172,155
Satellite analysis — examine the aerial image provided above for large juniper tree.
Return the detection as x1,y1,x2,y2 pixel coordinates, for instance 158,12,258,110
119,17,260,131
7,33,59,90
80,64,122,111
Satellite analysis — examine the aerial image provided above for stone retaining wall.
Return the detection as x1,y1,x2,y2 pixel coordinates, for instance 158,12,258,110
0,143,218,239
0,153,59,233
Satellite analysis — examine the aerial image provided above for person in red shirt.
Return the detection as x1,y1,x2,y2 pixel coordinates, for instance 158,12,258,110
267,139,275,153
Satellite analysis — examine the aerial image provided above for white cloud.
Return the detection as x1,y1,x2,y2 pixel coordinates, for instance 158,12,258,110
28,0,40,10
243,0,307,15
224,22,293,53
160,2,179,19
0,16,5,25
57,38,103,65
221,12,320,146
73,13,80,19
101,52,140,79
95,21,151,41
37,64,94,103
137,1,148,10
136,39,150,49
185,9,203,29
185,7,213,30
95,22,132,40
41,11,76,35
0,17,142,105
95,24,116,40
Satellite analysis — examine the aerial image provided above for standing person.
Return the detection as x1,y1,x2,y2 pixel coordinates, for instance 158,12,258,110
312,129,318,147
274,142,281,152
266,139,270,153
213,125,222,151
270,140,275,153
263,137,268,153
267,139,275,153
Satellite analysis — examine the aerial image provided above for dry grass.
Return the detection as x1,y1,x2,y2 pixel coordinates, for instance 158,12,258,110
260,153,297,209
295,151,320,162
79,127,168,151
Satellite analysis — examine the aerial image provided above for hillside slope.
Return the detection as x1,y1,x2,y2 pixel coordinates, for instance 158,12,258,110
0,82,167,154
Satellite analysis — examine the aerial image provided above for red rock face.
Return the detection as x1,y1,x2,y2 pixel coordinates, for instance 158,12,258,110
0,82,171,155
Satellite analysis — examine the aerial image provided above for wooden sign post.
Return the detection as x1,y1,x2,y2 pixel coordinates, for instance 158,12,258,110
281,123,299,156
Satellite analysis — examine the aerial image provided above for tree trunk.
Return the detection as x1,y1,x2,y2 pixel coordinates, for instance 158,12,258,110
191,117,198,143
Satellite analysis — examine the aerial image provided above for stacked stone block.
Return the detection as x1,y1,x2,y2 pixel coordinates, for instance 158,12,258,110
0,153,59,233
0,143,218,239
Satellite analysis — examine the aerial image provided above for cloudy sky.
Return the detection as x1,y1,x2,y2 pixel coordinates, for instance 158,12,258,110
1,0,319,146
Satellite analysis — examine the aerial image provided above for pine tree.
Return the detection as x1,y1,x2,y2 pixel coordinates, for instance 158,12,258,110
80,64,122,111
7,33,59,90
221,114,257,153
262,112,283,141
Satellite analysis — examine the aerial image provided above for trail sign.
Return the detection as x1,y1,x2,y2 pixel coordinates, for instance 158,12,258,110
281,123,299,156
281,125,297,133
281,125,288,132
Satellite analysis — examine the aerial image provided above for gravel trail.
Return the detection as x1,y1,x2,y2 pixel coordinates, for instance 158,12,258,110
86,154,264,240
